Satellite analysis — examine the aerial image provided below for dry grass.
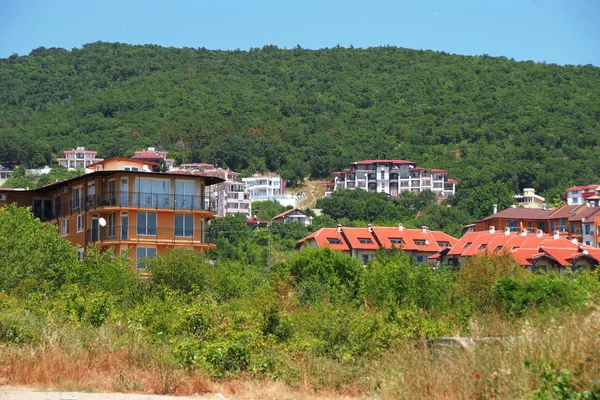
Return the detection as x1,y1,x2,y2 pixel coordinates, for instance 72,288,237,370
0,309,599,399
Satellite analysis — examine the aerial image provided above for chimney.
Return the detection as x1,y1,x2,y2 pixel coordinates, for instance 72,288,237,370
337,224,342,233
398,223,404,232
493,204,498,214
553,230,560,240
421,226,428,233
520,228,528,236
489,226,496,234
536,229,543,238
504,227,511,236
367,224,373,233
542,203,547,211
571,237,578,245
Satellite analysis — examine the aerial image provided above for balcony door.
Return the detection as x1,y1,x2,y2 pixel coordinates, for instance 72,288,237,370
91,214,100,242
175,181,196,210
120,178,129,206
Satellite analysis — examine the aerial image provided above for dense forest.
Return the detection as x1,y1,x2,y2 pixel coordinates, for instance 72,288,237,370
1,42,600,200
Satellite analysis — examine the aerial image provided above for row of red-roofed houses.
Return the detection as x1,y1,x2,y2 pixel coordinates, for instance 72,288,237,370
296,223,600,272
296,224,457,265
443,227,600,273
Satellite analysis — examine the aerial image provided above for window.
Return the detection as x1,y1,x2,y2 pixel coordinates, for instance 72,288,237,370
537,222,546,232
494,246,503,252
380,171,385,180
437,241,451,248
175,214,194,237
124,167,139,171
585,224,591,235
137,212,157,235
361,254,371,264
175,180,196,209
358,238,373,244
76,214,84,232
327,238,342,245
477,244,488,251
108,212,116,237
71,187,82,210
108,180,116,204
136,247,157,270
77,248,85,261
389,238,405,245
137,178,171,208
414,240,427,246
415,255,425,263
551,221,556,231
61,219,69,236
462,242,472,249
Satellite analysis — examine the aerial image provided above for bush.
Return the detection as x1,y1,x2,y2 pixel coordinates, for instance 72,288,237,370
0,204,80,291
493,273,589,316
147,250,209,293
281,247,363,304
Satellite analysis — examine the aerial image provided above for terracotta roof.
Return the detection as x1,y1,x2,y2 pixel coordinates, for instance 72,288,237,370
446,178,458,183
296,228,350,251
351,160,415,165
566,185,599,192
479,208,552,222
448,229,600,266
431,169,449,174
370,226,457,252
131,151,167,160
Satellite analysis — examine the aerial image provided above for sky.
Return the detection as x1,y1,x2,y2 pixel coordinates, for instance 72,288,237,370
0,0,599,66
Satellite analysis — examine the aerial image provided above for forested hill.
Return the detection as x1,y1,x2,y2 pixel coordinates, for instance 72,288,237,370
1,42,599,196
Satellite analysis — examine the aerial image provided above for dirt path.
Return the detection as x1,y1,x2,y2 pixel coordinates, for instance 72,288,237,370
0,387,214,400
294,179,325,209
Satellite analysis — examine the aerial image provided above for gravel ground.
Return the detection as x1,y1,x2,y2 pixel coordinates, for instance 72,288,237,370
0,387,218,400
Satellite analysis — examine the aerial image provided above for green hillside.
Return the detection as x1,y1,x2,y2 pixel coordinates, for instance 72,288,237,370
1,42,599,197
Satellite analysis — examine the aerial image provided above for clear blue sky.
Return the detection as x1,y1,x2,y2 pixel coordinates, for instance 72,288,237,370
1,0,598,65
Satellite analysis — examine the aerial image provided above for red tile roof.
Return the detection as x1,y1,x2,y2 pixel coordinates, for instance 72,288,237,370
566,185,599,192
296,228,350,251
131,151,167,160
351,160,415,165
548,204,579,219
447,229,600,266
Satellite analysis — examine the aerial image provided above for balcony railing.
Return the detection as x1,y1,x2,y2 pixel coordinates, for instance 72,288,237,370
86,226,206,245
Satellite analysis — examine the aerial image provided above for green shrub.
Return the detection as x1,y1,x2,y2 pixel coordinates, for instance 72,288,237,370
0,204,80,291
205,342,250,377
493,273,589,316
281,247,363,304
147,250,209,293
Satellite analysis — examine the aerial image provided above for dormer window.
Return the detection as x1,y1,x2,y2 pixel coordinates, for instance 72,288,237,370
437,241,451,248
389,238,405,245
462,242,472,249
327,238,342,245
494,246,503,252
477,244,488,251
414,240,427,246
358,238,373,244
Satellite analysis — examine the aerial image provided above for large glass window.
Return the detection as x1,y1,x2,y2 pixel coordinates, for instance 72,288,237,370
175,180,196,209
136,247,157,270
175,214,194,237
136,178,170,208
137,212,157,235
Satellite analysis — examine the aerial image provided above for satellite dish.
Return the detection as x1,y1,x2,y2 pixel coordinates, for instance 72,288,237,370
142,164,150,171
98,217,107,227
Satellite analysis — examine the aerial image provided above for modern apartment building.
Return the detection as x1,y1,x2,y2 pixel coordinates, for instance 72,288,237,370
57,147,104,170
178,164,252,218
296,224,457,265
565,185,600,205
324,160,457,198
0,158,223,269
